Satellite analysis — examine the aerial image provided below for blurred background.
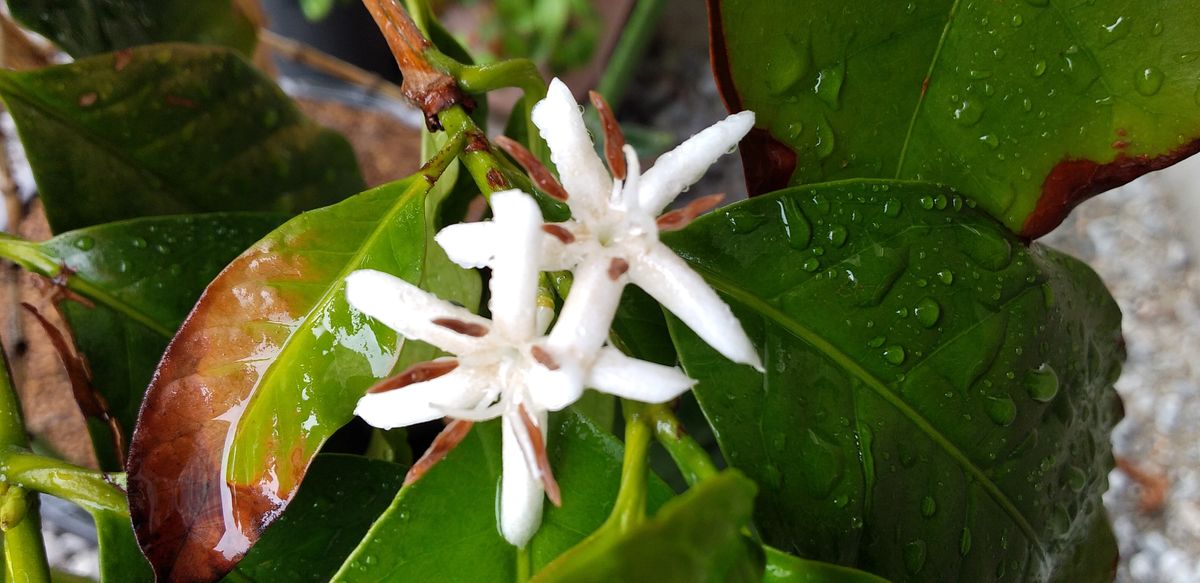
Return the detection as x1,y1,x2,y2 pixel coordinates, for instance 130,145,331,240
1,0,1197,581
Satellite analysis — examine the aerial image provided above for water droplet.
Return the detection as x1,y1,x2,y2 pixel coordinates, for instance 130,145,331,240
116,260,129,274
937,269,954,284
883,345,906,365
867,336,886,348
1032,59,1047,77
1025,363,1059,402
979,133,1000,149
985,394,1018,426
920,495,937,517
968,69,992,79
1010,14,1023,27
815,114,836,159
167,264,183,277
1135,67,1165,96
960,528,972,556
828,225,848,247
1067,466,1087,492
131,237,147,249
1100,16,1130,46
903,540,927,574
778,198,813,249
1152,20,1164,36
933,194,948,210
1177,52,1200,64
812,246,825,256
155,243,171,254
919,195,935,210
728,211,764,234
802,258,821,272
1022,97,1033,112
883,197,902,217
813,62,846,108
73,236,95,251
915,298,941,328
953,98,984,126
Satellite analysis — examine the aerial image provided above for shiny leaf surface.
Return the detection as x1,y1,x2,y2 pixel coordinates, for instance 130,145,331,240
8,0,257,58
126,173,480,582
710,0,1200,236
763,547,891,583
0,44,363,232
226,455,405,582
531,470,763,583
332,412,674,581
665,180,1123,581
0,213,286,468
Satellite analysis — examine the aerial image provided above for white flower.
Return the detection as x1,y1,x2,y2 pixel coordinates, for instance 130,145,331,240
346,190,694,547
439,78,764,372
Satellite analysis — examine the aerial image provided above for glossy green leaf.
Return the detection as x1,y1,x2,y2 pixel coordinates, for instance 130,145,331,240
763,547,891,583
710,0,1200,237
227,455,405,582
332,411,674,581
0,44,364,232
8,0,257,58
126,169,480,581
0,213,285,468
532,470,763,583
93,508,154,582
664,180,1123,581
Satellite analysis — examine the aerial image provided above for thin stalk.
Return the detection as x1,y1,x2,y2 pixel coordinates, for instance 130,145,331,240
603,401,652,532
0,345,51,583
645,404,718,487
0,449,127,515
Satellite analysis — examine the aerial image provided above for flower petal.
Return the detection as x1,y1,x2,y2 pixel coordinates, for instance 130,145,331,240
501,412,545,547
525,346,585,411
587,347,695,403
345,269,490,355
547,253,624,359
531,78,612,220
435,222,497,269
627,242,763,370
489,190,544,340
638,111,755,215
354,367,483,429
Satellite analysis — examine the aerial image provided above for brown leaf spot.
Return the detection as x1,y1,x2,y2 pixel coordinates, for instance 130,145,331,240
367,359,459,394
486,168,508,190
464,131,490,153
494,136,569,201
432,317,488,337
518,405,561,507
530,345,559,371
78,92,98,107
114,49,133,72
589,90,627,180
404,419,474,486
541,224,575,244
1024,138,1200,238
607,257,630,280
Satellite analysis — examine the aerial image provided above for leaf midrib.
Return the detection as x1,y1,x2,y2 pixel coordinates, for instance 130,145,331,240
685,261,1044,555
893,0,962,176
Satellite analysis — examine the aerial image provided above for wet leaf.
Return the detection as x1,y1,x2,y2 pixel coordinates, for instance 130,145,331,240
763,547,891,583
125,172,480,582
93,508,155,582
709,0,1200,236
332,412,674,581
0,213,286,469
532,471,763,583
8,0,258,58
0,44,364,232
664,180,1123,581
226,455,405,582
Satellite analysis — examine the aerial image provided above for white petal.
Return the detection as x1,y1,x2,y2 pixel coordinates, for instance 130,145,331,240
627,242,763,370
525,348,585,411
539,222,589,271
587,347,695,403
547,254,624,359
620,144,641,213
638,111,756,215
354,367,483,429
345,269,491,356
531,78,612,220
435,222,497,269
489,190,544,340
500,412,545,547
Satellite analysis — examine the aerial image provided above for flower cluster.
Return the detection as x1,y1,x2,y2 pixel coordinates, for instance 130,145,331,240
345,78,759,547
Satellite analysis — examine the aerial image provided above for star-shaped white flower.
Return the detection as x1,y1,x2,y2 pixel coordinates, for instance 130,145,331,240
439,78,764,373
346,190,694,547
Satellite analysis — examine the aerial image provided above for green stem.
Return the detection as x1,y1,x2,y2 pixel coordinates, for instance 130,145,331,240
0,344,52,583
594,0,667,101
516,545,532,583
645,404,718,487
0,449,127,515
603,401,652,532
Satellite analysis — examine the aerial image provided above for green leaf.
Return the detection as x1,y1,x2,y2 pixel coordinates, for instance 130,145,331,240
332,411,675,581
664,180,1123,581
125,169,480,581
710,0,1200,237
227,454,405,582
8,0,258,58
0,213,285,468
763,547,891,583
532,470,764,583
93,508,154,582
0,44,364,232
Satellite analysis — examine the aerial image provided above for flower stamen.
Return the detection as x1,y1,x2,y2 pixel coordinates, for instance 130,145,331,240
432,317,489,337
403,419,475,486
366,359,459,394
588,90,627,180
541,224,575,244
655,193,726,232
518,405,561,507
494,136,570,201
607,258,630,281
530,345,560,370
